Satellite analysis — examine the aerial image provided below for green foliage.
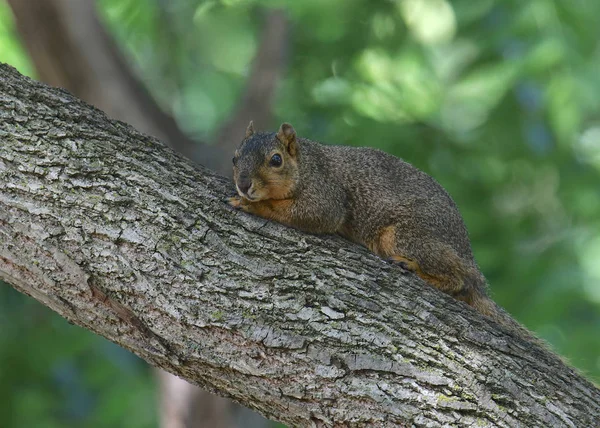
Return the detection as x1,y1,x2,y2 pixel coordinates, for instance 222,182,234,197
0,2,33,77
1,0,599,426
0,285,155,428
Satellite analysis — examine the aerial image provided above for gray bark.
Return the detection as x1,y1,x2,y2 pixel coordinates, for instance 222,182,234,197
0,63,598,427
6,0,199,159
7,0,288,176
8,3,287,425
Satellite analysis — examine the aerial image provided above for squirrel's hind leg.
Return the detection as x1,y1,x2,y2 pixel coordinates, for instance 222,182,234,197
387,252,495,316
387,254,461,295
367,223,490,314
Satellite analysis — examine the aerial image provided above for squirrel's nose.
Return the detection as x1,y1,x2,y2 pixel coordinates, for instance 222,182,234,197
238,179,252,194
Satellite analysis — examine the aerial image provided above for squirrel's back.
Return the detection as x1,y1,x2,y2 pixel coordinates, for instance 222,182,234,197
300,139,477,266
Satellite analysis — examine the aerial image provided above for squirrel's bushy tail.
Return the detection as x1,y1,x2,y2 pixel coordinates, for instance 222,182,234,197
470,285,547,348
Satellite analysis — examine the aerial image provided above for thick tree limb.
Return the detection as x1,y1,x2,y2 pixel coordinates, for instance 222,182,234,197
8,2,287,425
0,64,598,427
7,0,288,176
6,0,199,160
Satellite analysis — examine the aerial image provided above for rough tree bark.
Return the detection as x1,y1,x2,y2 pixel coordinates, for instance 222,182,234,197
7,0,289,175
6,0,198,159
7,2,287,425
0,64,598,427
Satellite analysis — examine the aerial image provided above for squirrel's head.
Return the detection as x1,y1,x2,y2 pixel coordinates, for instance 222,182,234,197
232,122,299,202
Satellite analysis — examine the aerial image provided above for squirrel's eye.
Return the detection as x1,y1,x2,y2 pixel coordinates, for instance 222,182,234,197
269,153,283,167
232,157,237,165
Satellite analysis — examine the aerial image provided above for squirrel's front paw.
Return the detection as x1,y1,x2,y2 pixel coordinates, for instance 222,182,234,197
228,196,253,213
228,196,243,208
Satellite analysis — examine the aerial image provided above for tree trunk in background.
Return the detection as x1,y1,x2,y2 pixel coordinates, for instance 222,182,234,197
157,370,231,428
6,1,288,426
1,64,599,428
210,10,289,175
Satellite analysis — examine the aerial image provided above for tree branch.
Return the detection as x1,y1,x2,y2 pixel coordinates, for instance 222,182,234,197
6,0,199,159
7,0,289,177
0,63,598,427
7,3,287,425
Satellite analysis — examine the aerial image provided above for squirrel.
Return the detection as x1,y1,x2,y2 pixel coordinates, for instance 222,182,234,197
229,121,516,327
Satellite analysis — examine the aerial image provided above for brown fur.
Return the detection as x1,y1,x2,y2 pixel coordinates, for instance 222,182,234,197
388,255,445,291
230,122,512,325
369,225,397,257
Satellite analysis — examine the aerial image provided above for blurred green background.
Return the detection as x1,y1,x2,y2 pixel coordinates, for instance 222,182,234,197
1,0,599,426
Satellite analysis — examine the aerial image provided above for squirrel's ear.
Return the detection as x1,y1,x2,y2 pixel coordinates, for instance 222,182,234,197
245,121,255,138
276,123,297,156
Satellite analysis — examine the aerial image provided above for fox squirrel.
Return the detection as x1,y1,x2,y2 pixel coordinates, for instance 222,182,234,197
229,122,506,323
